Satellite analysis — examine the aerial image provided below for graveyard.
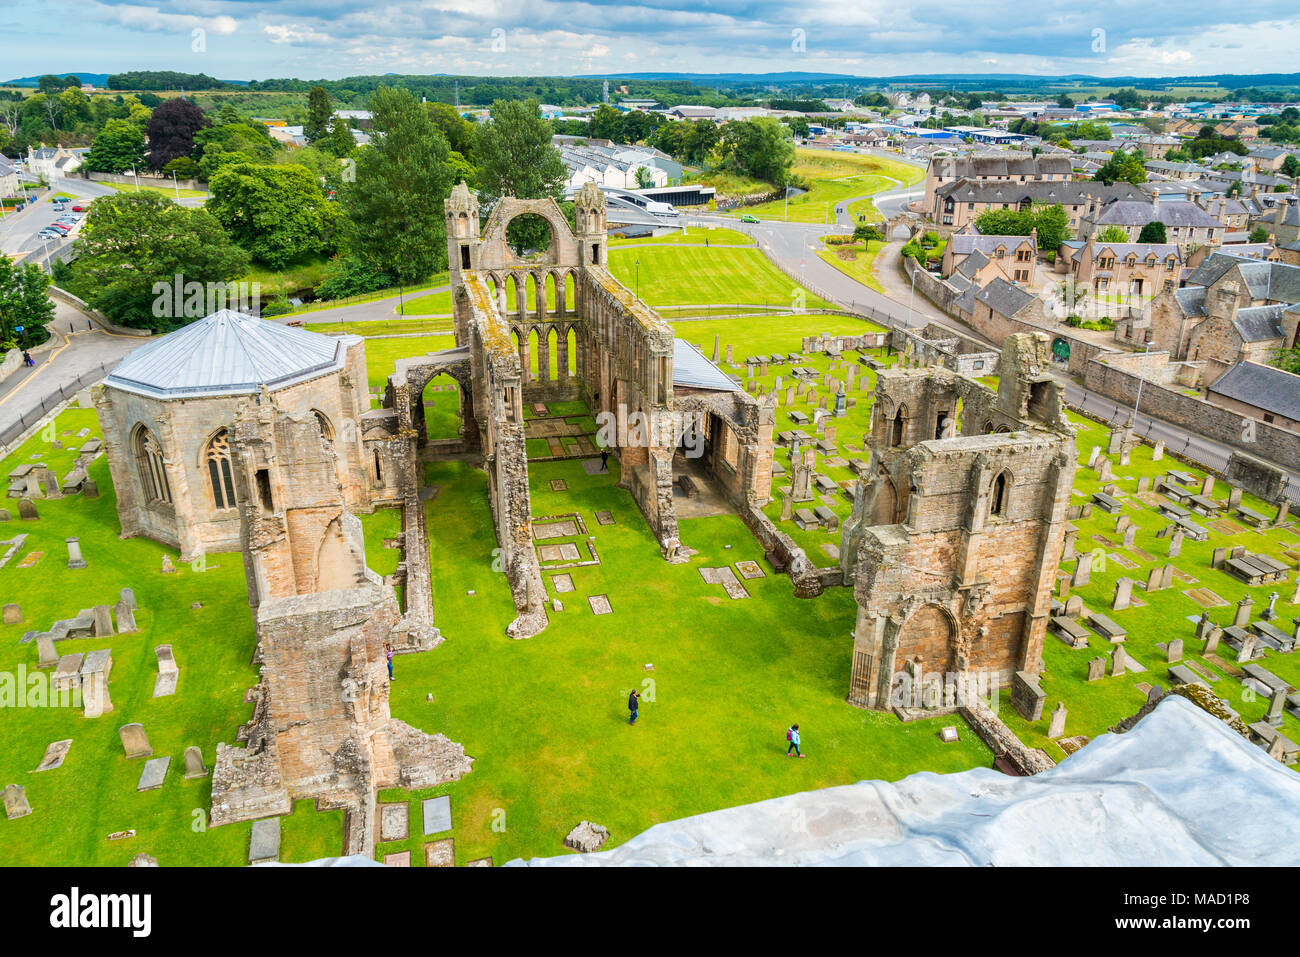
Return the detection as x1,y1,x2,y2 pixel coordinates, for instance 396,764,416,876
4,207,1300,867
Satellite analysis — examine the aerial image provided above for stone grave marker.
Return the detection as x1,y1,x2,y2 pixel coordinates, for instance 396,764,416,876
92,605,113,637
588,594,613,615
380,803,410,842
4,784,31,819
422,795,452,835
114,601,137,634
564,821,609,853
1203,626,1222,656
36,634,58,669
1166,638,1184,663
1234,597,1254,628
1087,657,1106,681
249,818,281,864
2,603,20,624
1111,645,1128,677
119,723,152,759
425,839,455,867
65,538,86,570
1152,440,1164,461
183,746,208,779
136,756,170,791
153,645,179,697
1113,577,1134,611
1048,702,1067,739
384,852,411,867
33,739,72,772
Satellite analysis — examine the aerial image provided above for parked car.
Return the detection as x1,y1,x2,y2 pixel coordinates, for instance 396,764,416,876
740,214,760,223
71,204,87,212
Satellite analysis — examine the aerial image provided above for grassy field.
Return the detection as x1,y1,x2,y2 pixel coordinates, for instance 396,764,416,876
816,238,885,294
0,407,341,865
242,255,330,300
736,150,925,225
105,182,208,199
611,226,754,247
305,318,455,337
607,245,831,310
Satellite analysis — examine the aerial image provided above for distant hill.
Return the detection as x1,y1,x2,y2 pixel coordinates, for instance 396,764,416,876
4,73,111,88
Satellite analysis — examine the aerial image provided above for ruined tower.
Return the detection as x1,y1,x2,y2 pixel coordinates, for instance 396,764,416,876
841,334,1076,712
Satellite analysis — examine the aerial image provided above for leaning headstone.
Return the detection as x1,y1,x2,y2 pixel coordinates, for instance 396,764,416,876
118,723,152,759
1227,487,1243,510
183,746,208,779
1168,530,1183,558
564,821,610,853
1048,702,1067,739
36,634,58,669
92,604,113,637
65,538,87,570
1201,473,1215,496
1111,645,1128,677
1112,577,1134,611
1236,634,1257,664
249,818,281,864
1071,554,1091,587
1267,689,1287,728
1064,595,1083,617
1097,458,1114,483
1211,547,1227,570
1152,440,1164,461
1234,597,1254,628
1,603,20,624
1086,656,1106,681
1086,446,1100,469
1160,564,1174,589
1137,476,1150,493
1166,638,1183,663
4,784,31,819
1146,566,1162,592
1203,626,1222,656
114,601,137,634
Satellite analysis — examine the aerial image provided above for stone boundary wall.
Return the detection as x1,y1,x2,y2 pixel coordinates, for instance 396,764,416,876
1083,355,1300,474
740,505,831,596
82,170,205,192
50,287,153,337
959,698,1056,775
0,333,60,383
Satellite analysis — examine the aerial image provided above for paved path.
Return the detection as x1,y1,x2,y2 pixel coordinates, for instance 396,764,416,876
0,300,144,443
273,285,450,325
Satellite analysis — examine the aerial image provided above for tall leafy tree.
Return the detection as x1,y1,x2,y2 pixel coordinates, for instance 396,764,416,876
0,258,55,349
84,119,147,173
1137,221,1168,244
305,86,333,143
146,98,210,170
206,163,338,269
719,117,796,185
475,98,567,253
69,192,248,330
339,85,455,284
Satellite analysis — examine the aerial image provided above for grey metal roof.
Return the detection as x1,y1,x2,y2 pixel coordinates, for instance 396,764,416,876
672,339,738,392
1208,362,1300,421
104,310,357,399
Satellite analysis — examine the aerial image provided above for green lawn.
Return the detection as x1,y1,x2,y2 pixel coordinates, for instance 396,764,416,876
816,239,885,294
607,245,831,310
305,318,455,337
106,182,208,199
0,407,341,865
736,150,924,225
611,226,755,247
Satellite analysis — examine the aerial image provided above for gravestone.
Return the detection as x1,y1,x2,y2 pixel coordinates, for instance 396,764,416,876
119,723,152,759
1211,547,1227,570
1268,689,1287,728
1115,515,1130,535
1166,638,1183,663
1201,473,1215,496
425,839,455,867
1236,634,1257,664
2,603,20,624
183,746,208,779
36,634,58,669
1062,527,1078,561
725,345,733,365
1234,597,1254,628
33,739,72,772
1122,524,1138,549
1097,458,1114,483
1113,577,1134,611
4,784,31,819
65,538,86,570
1071,554,1091,587
92,605,113,637
119,588,137,613
1086,657,1106,681
1011,671,1045,721
380,803,409,842
153,645,178,697
136,756,170,792
1111,645,1128,677
422,795,452,835
1228,487,1243,510
564,821,610,853
1087,447,1100,469
249,818,281,864
81,480,99,499
1119,448,1130,467
114,601,137,634
1168,530,1183,558
82,669,112,719
1064,595,1083,617
780,488,793,521
1137,476,1150,493
1152,440,1164,461
1048,702,1067,739
1203,626,1222,656
1160,564,1174,589
160,556,176,574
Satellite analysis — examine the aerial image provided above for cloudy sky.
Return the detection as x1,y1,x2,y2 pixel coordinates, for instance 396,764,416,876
4,0,1299,81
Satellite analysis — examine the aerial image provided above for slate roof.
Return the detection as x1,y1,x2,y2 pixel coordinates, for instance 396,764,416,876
955,249,991,279
1174,286,1207,317
672,339,737,392
1208,362,1300,421
1231,305,1285,342
974,278,1037,318
930,152,1073,180
105,310,357,399
1092,199,1222,228
937,179,1144,207
947,234,1034,258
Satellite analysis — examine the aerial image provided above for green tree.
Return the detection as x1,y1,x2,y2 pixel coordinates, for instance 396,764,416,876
0,258,55,349
319,116,356,158
588,104,625,142
339,85,455,284
206,162,338,269
425,102,475,156
1098,225,1130,243
84,118,147,173
475,98,567,253
1248,225,1271,244
69,192,248,330
1282,154,1300,179
853,223,884,244
1137,221,1167,244
305,85,333,143
1094,149,1147,186
718,117,795,185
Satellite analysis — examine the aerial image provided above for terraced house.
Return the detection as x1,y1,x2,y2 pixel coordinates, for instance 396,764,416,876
940,232,1039,286
923,151,1074,217
1078,192,1225,251
1057,237,1182,300
934,180,1145,231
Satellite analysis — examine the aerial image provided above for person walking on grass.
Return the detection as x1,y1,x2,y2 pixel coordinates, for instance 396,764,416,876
786,723,804,757
385,644,395,681
628,688,640,724
600,447,610,472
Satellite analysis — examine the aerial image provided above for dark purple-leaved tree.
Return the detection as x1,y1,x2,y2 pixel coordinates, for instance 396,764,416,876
145,98,211,171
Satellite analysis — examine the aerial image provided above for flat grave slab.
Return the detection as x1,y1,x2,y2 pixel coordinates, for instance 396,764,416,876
1183,588,1228,608
384,851,411,867
136,756,170,792
249,818,281,863
380,803,409,843
735,560,765,580
422,795,451,835
425,839,455,867
551,573,575,593
538,543,582,562
534,520,579,540
594,510,615,526
549,479,568,492
588,594,613,615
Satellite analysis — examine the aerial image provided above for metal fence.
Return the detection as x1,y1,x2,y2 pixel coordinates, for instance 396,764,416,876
0,363,109,450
